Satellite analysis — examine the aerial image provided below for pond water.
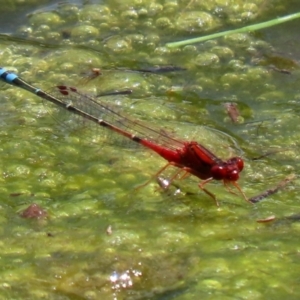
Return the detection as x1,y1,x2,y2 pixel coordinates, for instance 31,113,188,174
0,0,300,299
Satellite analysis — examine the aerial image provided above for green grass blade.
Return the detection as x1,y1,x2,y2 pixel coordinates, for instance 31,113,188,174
166,12,300,48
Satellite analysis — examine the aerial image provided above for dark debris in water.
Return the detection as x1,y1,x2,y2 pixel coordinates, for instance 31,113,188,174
134,65,187,73
254,52,298,74
10,192,35,197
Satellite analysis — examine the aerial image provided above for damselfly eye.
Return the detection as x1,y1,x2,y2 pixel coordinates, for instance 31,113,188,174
229,157,244,171
227,169,239,181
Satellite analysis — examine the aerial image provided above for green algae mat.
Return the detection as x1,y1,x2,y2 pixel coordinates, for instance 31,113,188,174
0,0,300,299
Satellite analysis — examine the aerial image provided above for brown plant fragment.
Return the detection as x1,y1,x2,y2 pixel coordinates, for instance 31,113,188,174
257,215,276,223
224,102,240,123
20,203,47,219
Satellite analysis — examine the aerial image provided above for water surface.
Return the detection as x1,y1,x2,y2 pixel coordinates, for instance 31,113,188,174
0,0,300,299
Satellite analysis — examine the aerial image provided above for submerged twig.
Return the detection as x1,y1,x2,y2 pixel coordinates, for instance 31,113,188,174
251,148,293,160
249,173,297,203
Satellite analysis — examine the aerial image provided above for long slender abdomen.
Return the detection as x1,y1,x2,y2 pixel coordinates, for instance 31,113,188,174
139,139,182,164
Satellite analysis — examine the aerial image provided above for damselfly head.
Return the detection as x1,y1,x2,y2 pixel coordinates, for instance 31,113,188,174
211,157,244,181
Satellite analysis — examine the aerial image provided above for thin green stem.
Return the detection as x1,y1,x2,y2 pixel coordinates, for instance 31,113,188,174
166,12,300,48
